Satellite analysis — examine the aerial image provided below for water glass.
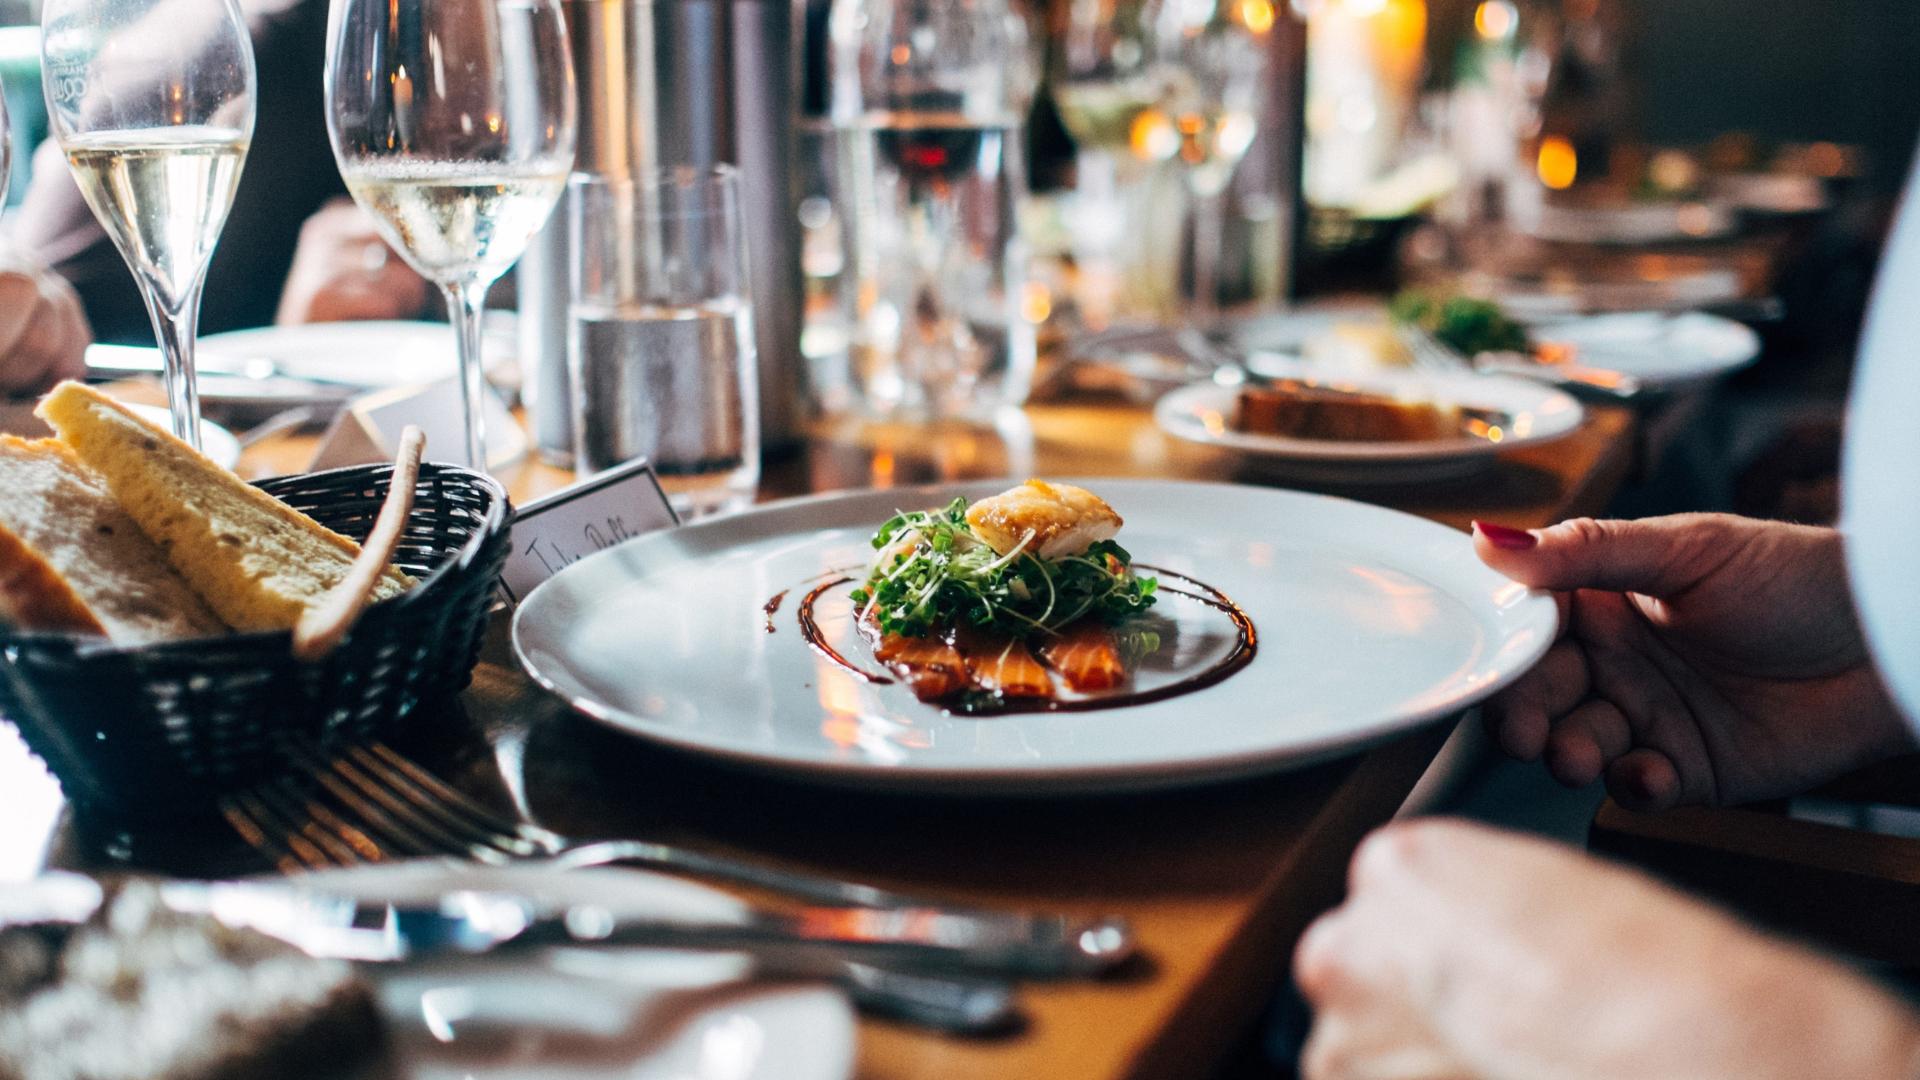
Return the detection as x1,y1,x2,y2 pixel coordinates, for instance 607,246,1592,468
568,166,760,518
825,0,1036,420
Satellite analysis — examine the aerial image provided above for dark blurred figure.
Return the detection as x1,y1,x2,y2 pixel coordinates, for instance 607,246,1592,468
9,0,424,344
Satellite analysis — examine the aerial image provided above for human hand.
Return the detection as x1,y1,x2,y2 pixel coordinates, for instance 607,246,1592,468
275,198,428,325
0,246,91,397
1295,820,1920,1080
1470,514,1911,810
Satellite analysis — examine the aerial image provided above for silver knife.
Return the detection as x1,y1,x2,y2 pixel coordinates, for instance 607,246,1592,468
161,882,1134,979
159,882,1027,1034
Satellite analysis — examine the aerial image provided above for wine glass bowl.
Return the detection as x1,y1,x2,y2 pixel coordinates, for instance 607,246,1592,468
40,0,256,448
326,0,576,467
1143,0,1268,317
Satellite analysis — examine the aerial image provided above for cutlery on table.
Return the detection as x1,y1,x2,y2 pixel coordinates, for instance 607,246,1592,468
220,740,1133,962
164,880,1127,979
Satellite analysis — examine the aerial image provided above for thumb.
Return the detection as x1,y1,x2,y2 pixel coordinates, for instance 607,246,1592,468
1472,515,1734,598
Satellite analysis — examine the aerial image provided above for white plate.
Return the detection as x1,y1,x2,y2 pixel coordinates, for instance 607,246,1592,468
1530,311,1760,387
0,401,240,469
1231,307,1760,390
199,321,470,389
1155,371,1584,485
513,480,1559,795
290,861,856,1080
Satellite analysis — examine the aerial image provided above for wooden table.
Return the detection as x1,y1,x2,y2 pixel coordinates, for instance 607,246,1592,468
4,393,1636,1080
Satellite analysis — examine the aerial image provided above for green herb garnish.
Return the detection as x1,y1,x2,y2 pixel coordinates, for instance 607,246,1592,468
1389,289,1530,357
851,498,1157,640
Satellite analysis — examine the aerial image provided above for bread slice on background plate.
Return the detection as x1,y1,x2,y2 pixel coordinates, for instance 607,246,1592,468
0,435,227,644
38,382,411,634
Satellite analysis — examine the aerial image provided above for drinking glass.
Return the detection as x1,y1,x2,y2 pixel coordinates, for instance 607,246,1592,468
1,87,12,198
325,0,576,468
827,0,1036,420
569,167,760,518
1144,0,1267,319
40,0,255,449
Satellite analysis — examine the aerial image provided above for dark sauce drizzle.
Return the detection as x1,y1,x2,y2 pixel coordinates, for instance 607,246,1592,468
786,564,1255,713
796,576,893,684
762,589,789,633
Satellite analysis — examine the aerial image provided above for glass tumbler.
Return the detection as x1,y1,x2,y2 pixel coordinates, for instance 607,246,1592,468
826,0,1037,420
568,166,761,518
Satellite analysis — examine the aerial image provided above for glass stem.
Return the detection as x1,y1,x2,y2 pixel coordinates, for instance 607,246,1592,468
143,284,204,451
442,279,492,469
1191,189,1226,324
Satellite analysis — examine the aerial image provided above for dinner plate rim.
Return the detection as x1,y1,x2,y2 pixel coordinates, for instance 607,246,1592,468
1151,375,1585,463
512,478,1559,795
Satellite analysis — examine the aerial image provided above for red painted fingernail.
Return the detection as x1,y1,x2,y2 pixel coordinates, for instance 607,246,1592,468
1474,521,1538,551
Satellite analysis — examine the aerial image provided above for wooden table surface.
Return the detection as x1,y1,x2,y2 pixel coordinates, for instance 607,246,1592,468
6,391,1637,1080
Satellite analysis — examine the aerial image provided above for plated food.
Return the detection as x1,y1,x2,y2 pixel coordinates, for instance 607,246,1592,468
1156,371,1584,485
0,381,411,644
1234,379,1477,443
514,480,1560,793
837,480,1171,709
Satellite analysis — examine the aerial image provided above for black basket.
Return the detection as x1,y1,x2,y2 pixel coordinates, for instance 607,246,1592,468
0,461,511,817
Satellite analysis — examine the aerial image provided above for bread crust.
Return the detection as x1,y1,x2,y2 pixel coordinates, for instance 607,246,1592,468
0,522,108,636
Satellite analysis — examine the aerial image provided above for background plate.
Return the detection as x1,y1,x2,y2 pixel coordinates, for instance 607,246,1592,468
1154,372,1584,485
514,480,1558,795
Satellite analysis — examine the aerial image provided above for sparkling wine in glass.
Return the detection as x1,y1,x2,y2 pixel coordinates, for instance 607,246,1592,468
40,0,256,449
326,0,576,468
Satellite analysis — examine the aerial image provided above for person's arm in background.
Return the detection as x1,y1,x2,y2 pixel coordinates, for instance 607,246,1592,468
11,0,349,345
0,230,92,396
275,197,428,324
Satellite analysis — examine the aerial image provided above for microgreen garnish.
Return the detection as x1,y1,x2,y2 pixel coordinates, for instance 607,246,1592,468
850,497,1158,640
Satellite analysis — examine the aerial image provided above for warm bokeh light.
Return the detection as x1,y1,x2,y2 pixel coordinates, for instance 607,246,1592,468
1473,0,1516,39
1130,108,1179,162
1239,0,1277,33
1537,136,1578,190
889,43,911,65
1343,0,1387,15
1020,280,1053,325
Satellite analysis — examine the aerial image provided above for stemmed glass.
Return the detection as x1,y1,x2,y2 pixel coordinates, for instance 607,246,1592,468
325,0,576,468
1144,0,1266,320
40,0,256,449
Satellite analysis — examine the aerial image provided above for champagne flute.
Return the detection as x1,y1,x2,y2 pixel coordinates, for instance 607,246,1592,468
1144,0,1266,320
326,0,576,468
40,0,256,449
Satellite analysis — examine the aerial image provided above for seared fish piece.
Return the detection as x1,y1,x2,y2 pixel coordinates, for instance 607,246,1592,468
964,480,1123,560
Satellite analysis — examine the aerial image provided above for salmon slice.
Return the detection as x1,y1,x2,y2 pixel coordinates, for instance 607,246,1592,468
1037,621,1128,692
870,630,971,702
952,628,1053,699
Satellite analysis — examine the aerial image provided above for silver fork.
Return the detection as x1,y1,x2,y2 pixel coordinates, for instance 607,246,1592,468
225,741,965,911
1397,327,1478,378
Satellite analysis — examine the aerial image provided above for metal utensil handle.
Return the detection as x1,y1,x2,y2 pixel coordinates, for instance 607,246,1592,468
540,907,1135,979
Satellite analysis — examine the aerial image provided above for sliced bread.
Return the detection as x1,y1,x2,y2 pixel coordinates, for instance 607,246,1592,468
0,435,227,643
37,382,411,633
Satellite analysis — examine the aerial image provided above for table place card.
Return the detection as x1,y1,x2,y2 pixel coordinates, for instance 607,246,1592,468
309,376,526,472
498,457,680,602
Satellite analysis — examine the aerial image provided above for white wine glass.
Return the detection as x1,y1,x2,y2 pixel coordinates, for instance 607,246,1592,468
1144,0,1267,320
40,0,256,449
325,0,576,468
